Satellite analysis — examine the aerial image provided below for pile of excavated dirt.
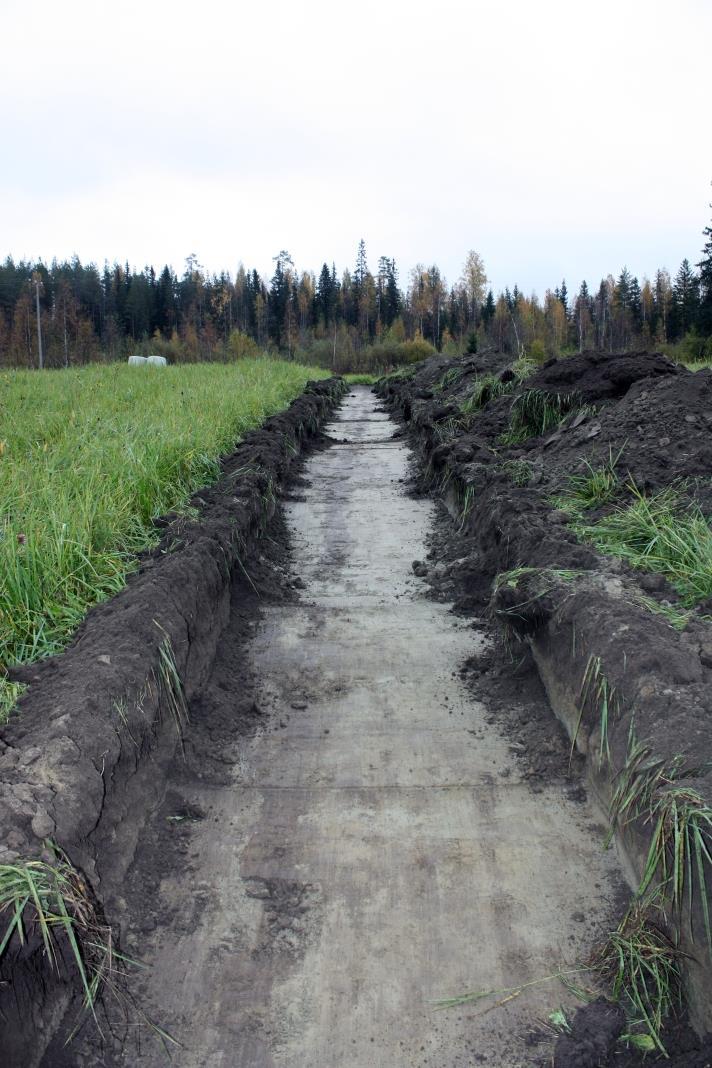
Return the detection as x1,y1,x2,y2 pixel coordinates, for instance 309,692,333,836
379,351,712,1066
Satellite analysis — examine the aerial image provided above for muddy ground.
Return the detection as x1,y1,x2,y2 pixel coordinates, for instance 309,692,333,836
378,351,712,1064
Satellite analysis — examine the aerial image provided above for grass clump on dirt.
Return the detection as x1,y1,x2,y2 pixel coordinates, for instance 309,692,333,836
641,786,712,945
553,447,625,512
498,458,534,486
609,737,712,956
0,850,120,1028
0,847,177,1046
501,388,586,444
574,486,712,608
460,374,516,416
432,374,519,445
592,900,682,1054
573,653,617,767
0,359,328,720
383,365,419,383
436,366,465,392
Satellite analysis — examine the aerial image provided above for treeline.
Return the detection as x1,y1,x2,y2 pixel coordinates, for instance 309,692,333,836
1,212,711,372
493,253,712,364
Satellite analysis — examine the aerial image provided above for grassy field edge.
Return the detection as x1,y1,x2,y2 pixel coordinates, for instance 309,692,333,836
0,359,329,720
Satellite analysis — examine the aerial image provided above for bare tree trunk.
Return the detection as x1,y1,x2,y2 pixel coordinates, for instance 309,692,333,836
509,312,524,359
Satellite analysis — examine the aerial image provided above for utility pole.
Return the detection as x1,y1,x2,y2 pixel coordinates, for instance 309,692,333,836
32,274,44,369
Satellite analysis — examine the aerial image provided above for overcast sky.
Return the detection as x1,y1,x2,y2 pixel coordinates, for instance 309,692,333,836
3,0,711,297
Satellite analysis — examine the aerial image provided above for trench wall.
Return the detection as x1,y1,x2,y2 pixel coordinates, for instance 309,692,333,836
379,374,712,1035
0,376,347,1065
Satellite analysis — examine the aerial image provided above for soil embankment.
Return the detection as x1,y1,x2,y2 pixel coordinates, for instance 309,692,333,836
0,377,347,1066
378,352,712,1060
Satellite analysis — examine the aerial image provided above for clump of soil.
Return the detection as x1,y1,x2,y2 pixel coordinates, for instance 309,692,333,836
554,1001,712,1067
553,998,627,1067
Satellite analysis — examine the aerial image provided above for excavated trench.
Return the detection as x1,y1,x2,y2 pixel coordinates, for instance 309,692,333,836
41,388,629,1067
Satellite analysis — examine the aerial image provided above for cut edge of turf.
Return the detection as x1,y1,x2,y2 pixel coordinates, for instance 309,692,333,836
0,364,339,723
0,375,349,1057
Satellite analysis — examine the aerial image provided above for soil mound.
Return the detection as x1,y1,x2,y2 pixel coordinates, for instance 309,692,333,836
527,349,680,404
535,365,712,506
378,350,712,1041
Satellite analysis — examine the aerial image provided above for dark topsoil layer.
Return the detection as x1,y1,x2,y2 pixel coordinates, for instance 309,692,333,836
39,509,304,1065
0,377,347,1065
378,351,712,1066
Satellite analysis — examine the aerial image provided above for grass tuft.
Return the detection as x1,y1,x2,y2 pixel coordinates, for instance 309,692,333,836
638,788,712,954
574,485,712,608
511,355,538,381
153,625,189,752
436,367,465,392
500,388,585,444
431,373,517,443
553,446,625,512
0,848,117,1030
498,459,534,486
592,900,682,1054
608,729,712,954
572,654,617,767
456,484,476,531
460,374,516,416
0,846,180,1048
0,679,26,722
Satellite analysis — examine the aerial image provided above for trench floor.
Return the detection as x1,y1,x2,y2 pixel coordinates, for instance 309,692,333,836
113,388,624,1067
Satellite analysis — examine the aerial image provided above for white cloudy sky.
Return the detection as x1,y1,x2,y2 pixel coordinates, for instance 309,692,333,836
3,0,711,296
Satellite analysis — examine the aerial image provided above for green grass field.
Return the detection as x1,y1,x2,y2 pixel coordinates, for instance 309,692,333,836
0,359,327,719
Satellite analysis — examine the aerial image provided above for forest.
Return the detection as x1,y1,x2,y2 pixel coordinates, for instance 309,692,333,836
1,213,711,374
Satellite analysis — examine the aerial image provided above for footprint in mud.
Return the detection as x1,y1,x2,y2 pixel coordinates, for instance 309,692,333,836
244,877,324,960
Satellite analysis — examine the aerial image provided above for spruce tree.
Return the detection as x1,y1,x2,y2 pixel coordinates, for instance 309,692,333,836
671,259,700,339
629,277,642,328
354,240,368,287
481,290,496,326
697,205,712,335
559,279,569,316
317,263,333,325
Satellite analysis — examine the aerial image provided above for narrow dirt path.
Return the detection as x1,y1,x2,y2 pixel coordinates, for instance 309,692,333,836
102,388,624,1067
